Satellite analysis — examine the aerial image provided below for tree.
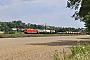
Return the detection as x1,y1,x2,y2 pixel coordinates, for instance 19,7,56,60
84,13,90,32
67,0,90,33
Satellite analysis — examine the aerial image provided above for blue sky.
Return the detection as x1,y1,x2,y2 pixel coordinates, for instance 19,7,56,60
0,0,84,28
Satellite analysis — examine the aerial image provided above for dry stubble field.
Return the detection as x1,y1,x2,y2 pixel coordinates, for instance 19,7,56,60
0,35,90,60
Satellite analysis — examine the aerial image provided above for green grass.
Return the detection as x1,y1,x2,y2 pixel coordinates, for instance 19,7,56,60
54,43,90,60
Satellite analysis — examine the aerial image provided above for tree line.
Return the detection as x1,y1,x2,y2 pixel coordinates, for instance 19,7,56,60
0,20,85,34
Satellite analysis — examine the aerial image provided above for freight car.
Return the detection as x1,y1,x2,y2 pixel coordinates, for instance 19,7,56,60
36,29,50,34
50,30,55,34
57,32,85,34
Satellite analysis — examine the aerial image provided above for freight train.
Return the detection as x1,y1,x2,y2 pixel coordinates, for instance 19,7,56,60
24,29,86,34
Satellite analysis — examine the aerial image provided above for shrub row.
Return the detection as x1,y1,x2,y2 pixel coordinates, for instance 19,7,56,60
0,34,78,38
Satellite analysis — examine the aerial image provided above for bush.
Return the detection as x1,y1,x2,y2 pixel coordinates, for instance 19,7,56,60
0,35,3,38
54,43,90,60
8,31,15,34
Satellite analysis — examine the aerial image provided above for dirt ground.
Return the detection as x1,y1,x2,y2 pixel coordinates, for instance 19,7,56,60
0,35,90,60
